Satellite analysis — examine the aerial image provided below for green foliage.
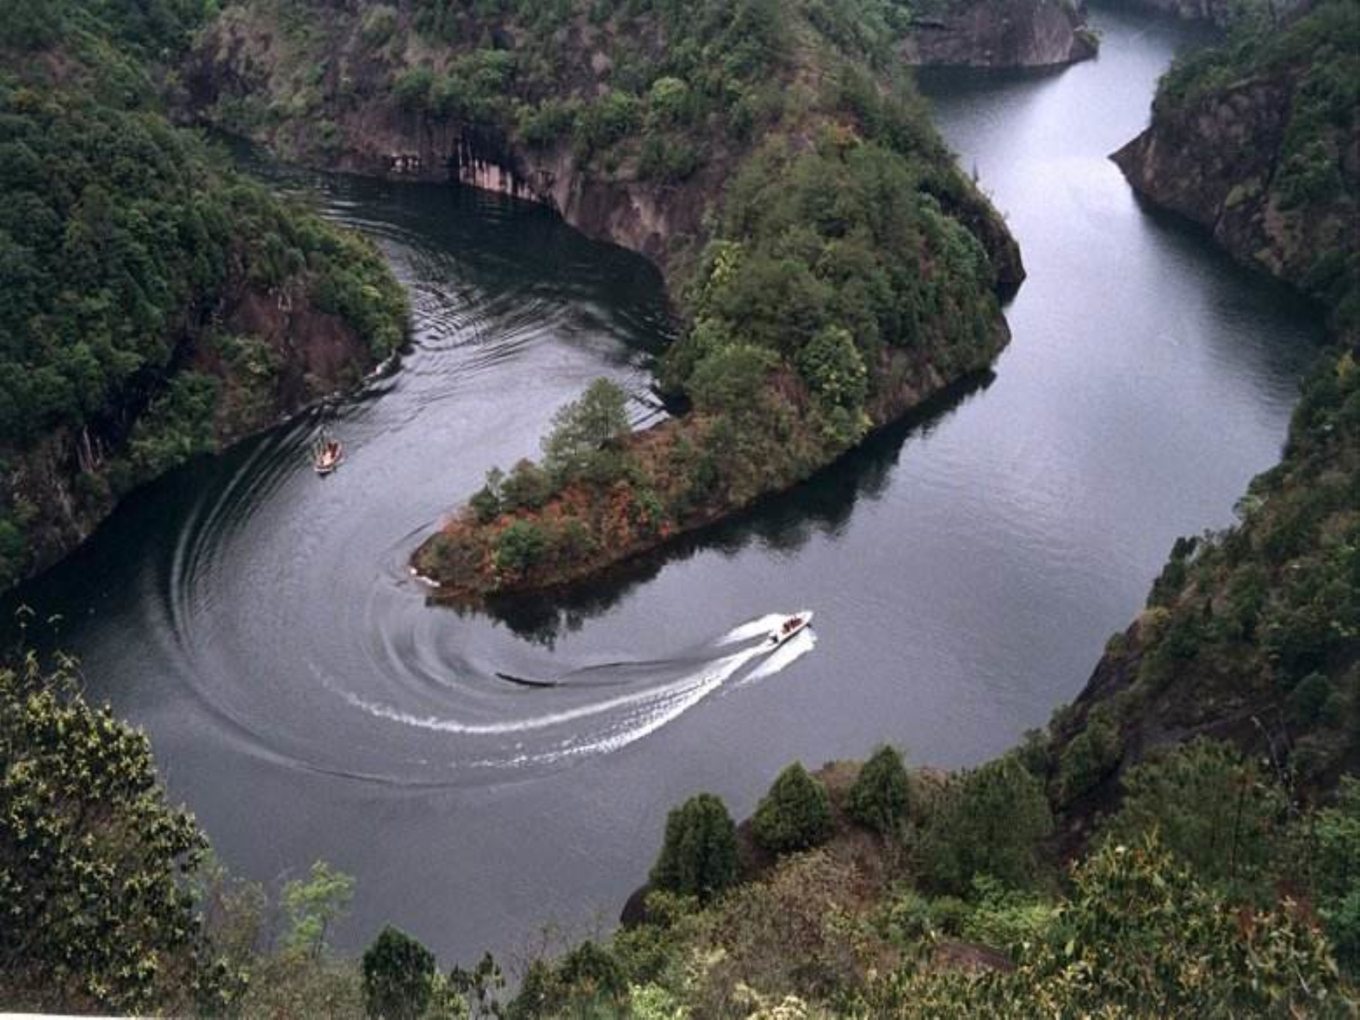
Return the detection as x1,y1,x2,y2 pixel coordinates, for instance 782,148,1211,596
494,519,549,576
797,325,869,447
751,762,833,856
649,792,739,902
501,458,554,512
541,378,631,485
0,652,226,1013
362,925,437,1020
282,860,355,958
1107,738,1288,900
121,372,221,488
919,754,1053,896
1312,777,1360,977
846,744,910,834
1055,702,1121,804
875,835,1347,1016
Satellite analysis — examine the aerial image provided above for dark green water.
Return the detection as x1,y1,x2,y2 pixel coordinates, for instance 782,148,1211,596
4,6,1322,965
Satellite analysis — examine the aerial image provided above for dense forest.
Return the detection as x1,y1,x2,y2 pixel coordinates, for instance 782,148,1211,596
3,0,1359,1016
0,0,407,589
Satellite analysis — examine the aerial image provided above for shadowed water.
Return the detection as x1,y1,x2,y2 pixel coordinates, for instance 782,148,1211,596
3,5,1322,965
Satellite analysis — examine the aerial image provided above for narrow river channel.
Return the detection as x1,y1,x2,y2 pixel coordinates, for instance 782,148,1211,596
3,3,1323,964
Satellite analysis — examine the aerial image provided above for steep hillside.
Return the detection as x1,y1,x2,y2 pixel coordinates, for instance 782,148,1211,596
1047,0,1359,834
0,1,408,588
1113,0,1358,339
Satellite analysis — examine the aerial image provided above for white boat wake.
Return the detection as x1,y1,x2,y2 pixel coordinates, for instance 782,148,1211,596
325,611,816,776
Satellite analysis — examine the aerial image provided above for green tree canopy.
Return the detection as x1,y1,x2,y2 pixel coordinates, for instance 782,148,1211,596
920,754,1053,895
847,744,911,834
649,792,739,901
541,378,631,484
1105,738,1287,900
751,761,833,856
0,653,225,1013
362,925,437,1020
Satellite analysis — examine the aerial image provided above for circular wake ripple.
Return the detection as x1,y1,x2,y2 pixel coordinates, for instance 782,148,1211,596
139,163,804,787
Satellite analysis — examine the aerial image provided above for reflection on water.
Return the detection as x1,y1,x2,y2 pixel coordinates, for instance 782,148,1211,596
1,5,1325,964
474,370,997,645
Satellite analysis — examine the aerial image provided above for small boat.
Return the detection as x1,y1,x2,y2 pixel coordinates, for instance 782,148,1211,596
768,610,813,648
312,433,345,475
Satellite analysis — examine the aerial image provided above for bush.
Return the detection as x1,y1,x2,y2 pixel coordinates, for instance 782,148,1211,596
847,745,911,834
649,793,739,902
1056,704,1122,804
500,459,553,511
0,654,228,1013
751,762,833,856
361,926,436,1020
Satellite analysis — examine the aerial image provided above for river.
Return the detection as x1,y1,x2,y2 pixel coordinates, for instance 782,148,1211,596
3,4,1322,967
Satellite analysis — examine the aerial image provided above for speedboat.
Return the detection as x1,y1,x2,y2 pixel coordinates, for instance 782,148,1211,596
768,611,813,647
313,437,345,475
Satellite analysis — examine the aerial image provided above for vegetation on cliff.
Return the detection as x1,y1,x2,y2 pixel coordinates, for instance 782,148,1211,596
465,742,1356,1018
0,0,408,589
1116,0,1358,339
1056,0,1359,818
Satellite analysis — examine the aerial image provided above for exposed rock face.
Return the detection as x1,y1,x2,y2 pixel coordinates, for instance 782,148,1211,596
902,0,1098,67
1112,67,1358,331
182,18,721,276
182,7,1024,289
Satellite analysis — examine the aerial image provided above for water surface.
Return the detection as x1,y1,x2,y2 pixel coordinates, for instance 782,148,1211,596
5,6,1321,965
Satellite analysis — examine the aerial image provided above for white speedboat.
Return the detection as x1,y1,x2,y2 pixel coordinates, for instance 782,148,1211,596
312,436,345,475
768,611,813,647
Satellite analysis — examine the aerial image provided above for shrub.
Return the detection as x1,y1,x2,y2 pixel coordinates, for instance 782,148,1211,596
1056,703,1122,804
751,762,833,855
500,459,553,511
0,654,230,1013
361,926,436,1020
649,793,739,901
847,744,911,834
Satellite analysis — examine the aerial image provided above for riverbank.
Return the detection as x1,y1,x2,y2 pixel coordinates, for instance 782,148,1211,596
0,6,408,590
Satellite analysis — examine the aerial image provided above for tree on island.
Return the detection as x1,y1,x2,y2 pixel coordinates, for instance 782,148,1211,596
542,378,630,485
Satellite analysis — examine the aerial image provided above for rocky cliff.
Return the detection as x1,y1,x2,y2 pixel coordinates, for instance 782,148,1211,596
1112,0,1356,332
901,0,1098,67
1045,0,1359,838
183,1,1023,288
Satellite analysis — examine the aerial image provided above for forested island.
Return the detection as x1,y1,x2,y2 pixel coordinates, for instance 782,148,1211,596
2,0,1359,1017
